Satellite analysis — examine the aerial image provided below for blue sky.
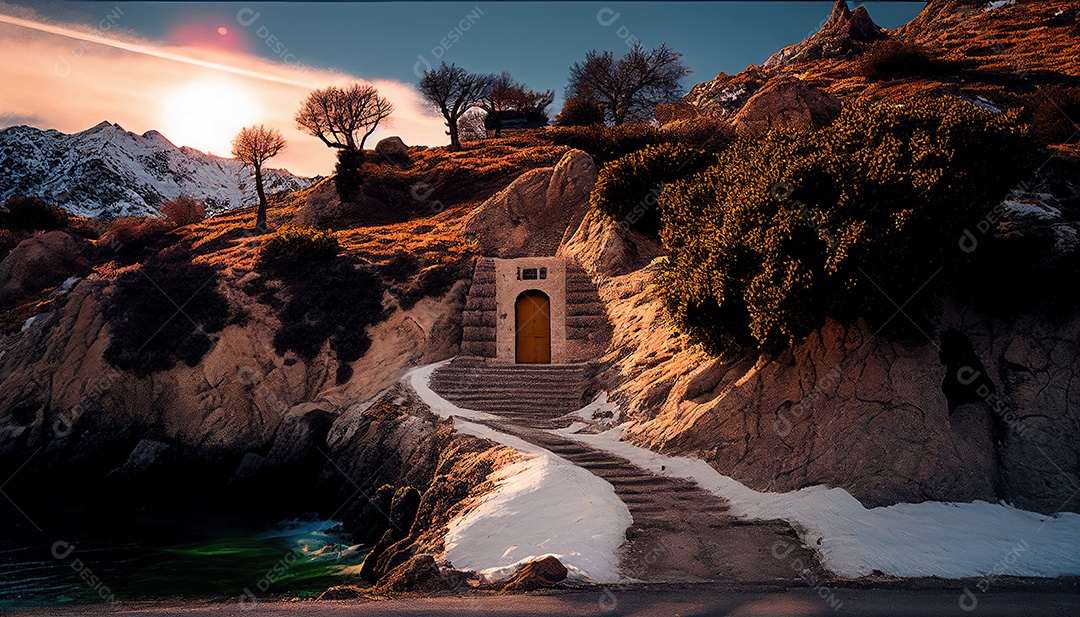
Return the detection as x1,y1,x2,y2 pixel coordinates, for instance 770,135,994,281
1,2,926,175
24,1,924,103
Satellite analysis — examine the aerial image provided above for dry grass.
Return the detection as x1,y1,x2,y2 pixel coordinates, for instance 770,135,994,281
695,0,1080,122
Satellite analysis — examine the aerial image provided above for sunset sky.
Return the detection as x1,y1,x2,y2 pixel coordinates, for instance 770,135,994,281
0,1,923,177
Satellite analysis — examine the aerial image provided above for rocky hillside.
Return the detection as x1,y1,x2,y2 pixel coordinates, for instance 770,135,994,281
0,122,312,219
0,0,1078,599
686,0,1079,138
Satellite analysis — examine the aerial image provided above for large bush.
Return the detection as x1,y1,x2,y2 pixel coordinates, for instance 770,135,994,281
0,196,69,231
553,96,605,127
161,195,207,227
591,144,719,237
104,246,229,375
857,40,955,81
259,224,341,263
658,96,1039,357
99,216,176,265
542,123,664,163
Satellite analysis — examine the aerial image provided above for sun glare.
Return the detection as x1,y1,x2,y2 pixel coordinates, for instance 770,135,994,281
162,78,261,157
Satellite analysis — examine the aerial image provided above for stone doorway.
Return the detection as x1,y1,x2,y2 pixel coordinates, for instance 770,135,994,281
515,290,551,364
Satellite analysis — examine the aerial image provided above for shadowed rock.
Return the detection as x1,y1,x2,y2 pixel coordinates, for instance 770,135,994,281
732,79,842,136
500,556,568,593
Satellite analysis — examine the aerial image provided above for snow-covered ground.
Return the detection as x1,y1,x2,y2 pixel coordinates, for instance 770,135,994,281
404,361,1080,581
561,425,1080,579
0,122,311,218
405,364,632,583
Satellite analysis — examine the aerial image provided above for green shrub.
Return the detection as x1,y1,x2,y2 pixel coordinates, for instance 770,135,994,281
658,95,1039,357
659,116,735,152
378,250,421,284
857,40,955,81
553,96,605,127
259,224,340,264
266,259,386,362
0,196,69,231
103,246,229,375
254,242,386,364
542,124,665,163
591,144,719,237
393,258,471,310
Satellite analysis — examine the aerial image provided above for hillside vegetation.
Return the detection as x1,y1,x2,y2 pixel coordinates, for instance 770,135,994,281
657,96,1039,356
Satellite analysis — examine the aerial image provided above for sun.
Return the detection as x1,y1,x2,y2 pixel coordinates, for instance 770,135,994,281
162,77,261,157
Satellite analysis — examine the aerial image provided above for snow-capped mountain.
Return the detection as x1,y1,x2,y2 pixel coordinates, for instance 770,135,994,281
0,122,313,219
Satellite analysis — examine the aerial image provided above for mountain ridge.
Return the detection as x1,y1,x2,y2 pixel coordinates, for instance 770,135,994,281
0,121,313,220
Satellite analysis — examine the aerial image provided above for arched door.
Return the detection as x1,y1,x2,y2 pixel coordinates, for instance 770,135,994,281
515,290,551,364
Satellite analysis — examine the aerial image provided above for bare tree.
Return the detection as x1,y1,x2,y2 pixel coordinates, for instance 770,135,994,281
478,72,555,136
231,125,286,231
519,88,555,125
567,43,690,125
296,84,393,201
418,63,492,151
295,83,394,151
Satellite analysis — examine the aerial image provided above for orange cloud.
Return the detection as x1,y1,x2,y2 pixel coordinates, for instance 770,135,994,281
0,5,448,177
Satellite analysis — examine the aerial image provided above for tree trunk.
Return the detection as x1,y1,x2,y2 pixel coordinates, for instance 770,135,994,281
254,165,268,232
447,116,462,151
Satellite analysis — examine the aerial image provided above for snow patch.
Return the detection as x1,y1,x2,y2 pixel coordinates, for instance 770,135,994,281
402,363,632,583
984,0,1015,11
1002,200,1061,221
563,425,1080,579
573,392,621,423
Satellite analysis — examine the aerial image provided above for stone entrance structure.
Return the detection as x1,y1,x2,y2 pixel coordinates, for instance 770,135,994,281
461,257,610,364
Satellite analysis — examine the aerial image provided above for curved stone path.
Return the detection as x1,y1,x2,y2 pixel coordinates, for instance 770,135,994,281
429,359,825,584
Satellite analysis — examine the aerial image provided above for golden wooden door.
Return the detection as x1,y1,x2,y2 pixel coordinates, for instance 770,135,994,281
515,291,551,364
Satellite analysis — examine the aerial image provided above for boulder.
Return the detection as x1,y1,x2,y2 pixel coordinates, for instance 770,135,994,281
500,556,568,593
228,404,336,485
681,66,771,120
375,136,410,167
297,178,390,228
375,553,449,594
106,439,174,479
0,230,88,307
464,149,596,258
558,208,665,279
731,79,842,136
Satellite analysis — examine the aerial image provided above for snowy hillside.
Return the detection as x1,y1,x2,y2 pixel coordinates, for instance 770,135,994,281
0,122,313,219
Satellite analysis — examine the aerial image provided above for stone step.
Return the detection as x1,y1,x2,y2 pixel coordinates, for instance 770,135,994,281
431,398,585,410
433,368,589,379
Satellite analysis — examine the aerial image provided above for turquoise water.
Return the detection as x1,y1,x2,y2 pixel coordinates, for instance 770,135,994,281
0,515,368,608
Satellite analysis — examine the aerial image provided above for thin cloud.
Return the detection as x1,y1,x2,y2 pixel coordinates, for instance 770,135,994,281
0,6,448,177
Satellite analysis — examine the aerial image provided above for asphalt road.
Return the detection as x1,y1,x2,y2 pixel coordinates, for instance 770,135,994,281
6,585,1080,617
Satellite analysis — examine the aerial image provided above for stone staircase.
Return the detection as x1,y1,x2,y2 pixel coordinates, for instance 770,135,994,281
429,358,593,429
564,261,611,357
425,356,822,583
460,258,497,358
484,422,821,583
